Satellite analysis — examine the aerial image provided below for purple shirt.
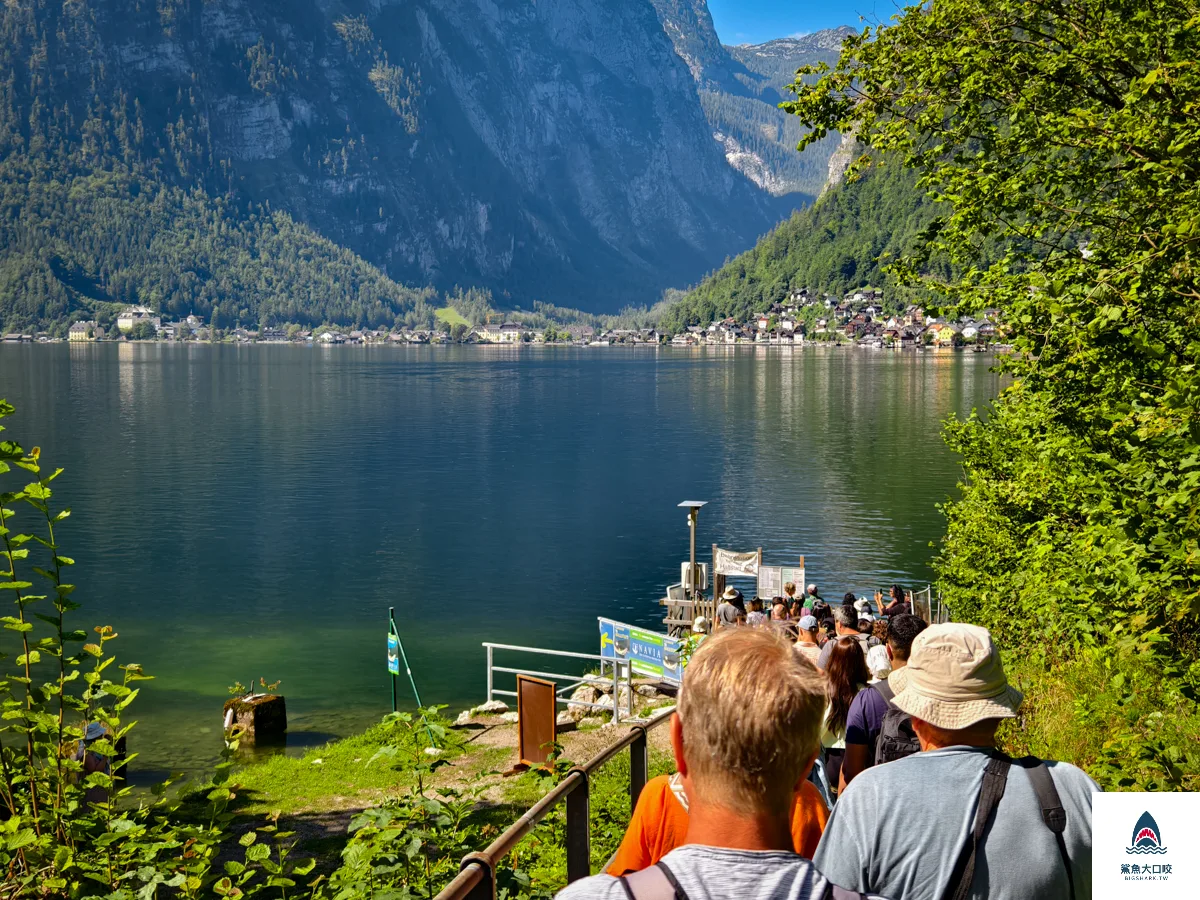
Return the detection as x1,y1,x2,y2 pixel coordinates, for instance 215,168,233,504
844,682,890,747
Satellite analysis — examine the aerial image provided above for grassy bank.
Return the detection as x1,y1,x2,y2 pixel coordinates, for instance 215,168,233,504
218,707,675,897
999,648,1200,792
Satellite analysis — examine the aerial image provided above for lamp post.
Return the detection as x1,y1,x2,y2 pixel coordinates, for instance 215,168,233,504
677,501,707,607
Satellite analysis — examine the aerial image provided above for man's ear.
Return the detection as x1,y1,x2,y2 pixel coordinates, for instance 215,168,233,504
670,712,687,777
886,644,894,661
792,748,820,793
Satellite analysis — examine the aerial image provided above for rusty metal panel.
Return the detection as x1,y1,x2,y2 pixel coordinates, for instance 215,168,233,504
516,674,557,767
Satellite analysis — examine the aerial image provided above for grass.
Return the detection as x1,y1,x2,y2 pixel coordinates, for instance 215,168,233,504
219,708,675,897
500,746,675,888
435,306,470,327
999,647,1200,791
230,715,468,816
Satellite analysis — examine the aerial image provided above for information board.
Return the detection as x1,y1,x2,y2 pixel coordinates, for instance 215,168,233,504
599,617,684,683
757,565,783,599
780,565,806,596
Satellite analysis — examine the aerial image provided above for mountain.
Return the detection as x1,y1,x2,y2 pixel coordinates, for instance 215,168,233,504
0,0,803,329
725,29,856,90
649,2,851,197
657,162,942,332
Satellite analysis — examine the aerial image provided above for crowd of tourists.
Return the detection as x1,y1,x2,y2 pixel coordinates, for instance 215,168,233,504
557,586,1098,900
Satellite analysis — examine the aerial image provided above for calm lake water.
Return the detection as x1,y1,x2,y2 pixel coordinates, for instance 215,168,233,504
0,343,1000,777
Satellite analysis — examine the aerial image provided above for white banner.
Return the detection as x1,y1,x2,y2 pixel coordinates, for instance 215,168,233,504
713,547,759,577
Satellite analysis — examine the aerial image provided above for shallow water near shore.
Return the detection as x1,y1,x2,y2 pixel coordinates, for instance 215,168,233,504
0,343,1000,777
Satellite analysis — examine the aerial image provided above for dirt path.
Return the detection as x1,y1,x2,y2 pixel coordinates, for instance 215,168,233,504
444,712,675,803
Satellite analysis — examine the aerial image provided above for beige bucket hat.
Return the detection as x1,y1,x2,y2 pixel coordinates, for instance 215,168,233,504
888,623,1023,729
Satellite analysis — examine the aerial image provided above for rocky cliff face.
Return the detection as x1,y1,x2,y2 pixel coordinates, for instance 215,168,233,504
648,4,849,198
0,0,796,311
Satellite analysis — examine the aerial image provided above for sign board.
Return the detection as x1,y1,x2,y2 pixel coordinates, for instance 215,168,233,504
599,617,684,683
780,565,806,596
387,633,400,675
757,565,783,600
516,675,557,767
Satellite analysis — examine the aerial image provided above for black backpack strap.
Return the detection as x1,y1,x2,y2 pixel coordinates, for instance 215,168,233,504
1016,757,1075,900
619,862,688,900
871,679,896,704
942,754,1011,900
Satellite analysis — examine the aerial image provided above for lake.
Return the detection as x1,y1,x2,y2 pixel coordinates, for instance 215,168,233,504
0,343,1000,778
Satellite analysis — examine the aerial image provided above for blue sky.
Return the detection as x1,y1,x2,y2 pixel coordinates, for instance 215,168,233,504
707,0,891,45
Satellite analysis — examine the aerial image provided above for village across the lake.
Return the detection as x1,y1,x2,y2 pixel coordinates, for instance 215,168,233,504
10,287,1008,350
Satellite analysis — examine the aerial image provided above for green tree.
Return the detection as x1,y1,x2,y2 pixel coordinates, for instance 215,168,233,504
788,0,1200,789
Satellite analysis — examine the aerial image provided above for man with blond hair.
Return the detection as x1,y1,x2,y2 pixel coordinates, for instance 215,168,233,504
815,623,1099,900
556,629,880,900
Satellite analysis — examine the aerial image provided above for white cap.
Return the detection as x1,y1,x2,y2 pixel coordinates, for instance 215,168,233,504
807,583,817,592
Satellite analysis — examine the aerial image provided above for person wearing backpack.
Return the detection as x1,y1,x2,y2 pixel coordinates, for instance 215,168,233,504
814,624,1100,900
839,614,927,791
555,629,888,900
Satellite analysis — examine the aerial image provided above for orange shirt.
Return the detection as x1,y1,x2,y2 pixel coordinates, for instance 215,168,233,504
606,773,829,876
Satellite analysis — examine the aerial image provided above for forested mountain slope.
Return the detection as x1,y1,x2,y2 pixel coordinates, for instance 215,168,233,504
659,162,940,331
0,0,790,329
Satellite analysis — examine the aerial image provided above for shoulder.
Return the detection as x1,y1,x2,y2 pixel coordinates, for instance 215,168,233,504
850,685,884,709
1040,758,1103,797
796,777,828,812
846,684,885,722
554,874,626,900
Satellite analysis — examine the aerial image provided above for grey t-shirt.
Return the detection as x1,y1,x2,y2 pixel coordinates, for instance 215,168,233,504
816,633,870,670
814,746,1100,900
716,602,740,627
555,845,890,900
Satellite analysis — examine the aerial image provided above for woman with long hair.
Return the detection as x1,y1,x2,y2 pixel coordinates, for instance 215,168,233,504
877,584,910,617
820,637,870,795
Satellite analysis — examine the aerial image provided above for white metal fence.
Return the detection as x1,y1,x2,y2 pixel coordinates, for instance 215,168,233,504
483,642,635,723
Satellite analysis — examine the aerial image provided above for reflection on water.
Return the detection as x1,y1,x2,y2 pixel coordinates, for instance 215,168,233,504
0,344,1000,776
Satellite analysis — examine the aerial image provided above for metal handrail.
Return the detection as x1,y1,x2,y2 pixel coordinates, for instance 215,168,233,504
484,642,634,722
482,642,607,661
434,707,675,900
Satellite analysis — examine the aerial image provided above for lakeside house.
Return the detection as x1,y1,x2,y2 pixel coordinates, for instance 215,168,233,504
69,321,96,342
116,305,161,334
468,321,524,343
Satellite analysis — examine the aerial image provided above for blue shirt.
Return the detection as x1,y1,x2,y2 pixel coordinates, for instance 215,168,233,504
815,746,1099,900
844,683,890,747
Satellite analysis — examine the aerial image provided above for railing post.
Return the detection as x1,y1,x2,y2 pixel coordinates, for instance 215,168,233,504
460,854,495,900
627,663,634,719
611,660,621,724
565,773,590,883
629,726,648,815
486,645,493,704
